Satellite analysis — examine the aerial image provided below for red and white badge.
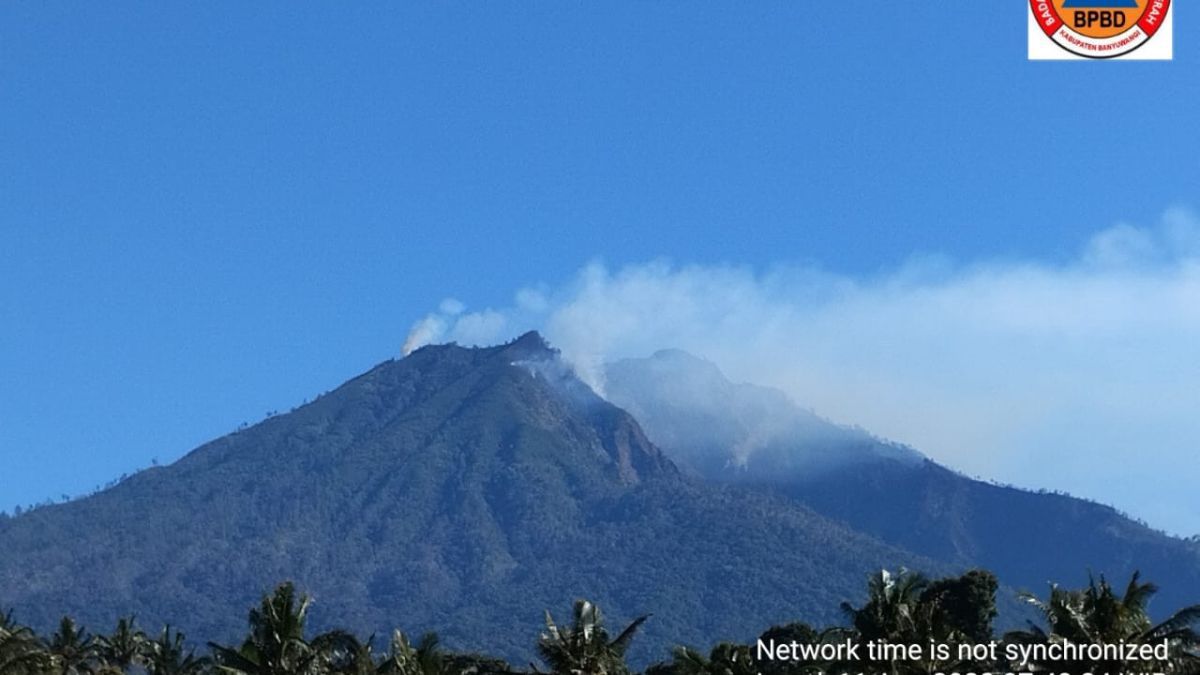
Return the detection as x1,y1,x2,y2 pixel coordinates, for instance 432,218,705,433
1029,0,1173,60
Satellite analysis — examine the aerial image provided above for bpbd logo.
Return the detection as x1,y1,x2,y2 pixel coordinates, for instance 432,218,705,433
1029,0,1171,59
1064,0,1136,31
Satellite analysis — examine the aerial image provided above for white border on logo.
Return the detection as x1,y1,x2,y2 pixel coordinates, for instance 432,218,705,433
1028,2,1174,60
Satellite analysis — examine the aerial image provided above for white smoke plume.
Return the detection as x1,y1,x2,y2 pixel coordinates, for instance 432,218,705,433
401,299,466,355
401,208,1200,535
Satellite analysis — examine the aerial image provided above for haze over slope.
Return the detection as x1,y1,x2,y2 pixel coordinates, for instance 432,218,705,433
605,349,920,480
0,333,938,663
604,349,1200,616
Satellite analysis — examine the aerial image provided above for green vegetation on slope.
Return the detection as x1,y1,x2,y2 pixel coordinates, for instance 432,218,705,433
0,336,939,662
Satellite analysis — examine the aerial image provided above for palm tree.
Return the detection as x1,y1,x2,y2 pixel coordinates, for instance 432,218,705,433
376,631,445,675
841,568,929,643
1006,571,1200,675
212,583,373,675
49,618,98,675
840,569,991,675
536,600,647,675
1,611,53,675
840,569,928,675
210,583,321,675
144,627,208,675
94,618,145,674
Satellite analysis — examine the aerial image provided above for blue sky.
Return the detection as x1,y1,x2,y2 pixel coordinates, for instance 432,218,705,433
2,4,1198,533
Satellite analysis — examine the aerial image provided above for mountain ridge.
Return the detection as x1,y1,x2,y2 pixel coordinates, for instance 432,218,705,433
0,333,947,664
604,349,1200,617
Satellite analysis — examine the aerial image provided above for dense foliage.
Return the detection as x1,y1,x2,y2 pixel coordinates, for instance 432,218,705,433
3,569,1198,675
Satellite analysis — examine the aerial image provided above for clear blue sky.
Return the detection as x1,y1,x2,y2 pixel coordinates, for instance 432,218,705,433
2,4,1197,525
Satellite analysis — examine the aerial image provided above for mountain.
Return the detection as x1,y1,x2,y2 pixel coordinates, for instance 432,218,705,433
605,350,1200,618
0,333,942,664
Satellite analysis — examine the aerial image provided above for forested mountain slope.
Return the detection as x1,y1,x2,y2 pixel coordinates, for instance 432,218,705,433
605,350,1200,617
0,334,940,663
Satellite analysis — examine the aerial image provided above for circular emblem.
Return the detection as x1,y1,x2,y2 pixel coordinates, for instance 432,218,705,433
1030,0,1170,58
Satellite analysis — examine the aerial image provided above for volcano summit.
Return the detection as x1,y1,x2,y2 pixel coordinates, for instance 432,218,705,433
0,333,940,662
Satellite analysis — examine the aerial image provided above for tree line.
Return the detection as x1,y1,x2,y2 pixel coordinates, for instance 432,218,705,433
3,568,1198,675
